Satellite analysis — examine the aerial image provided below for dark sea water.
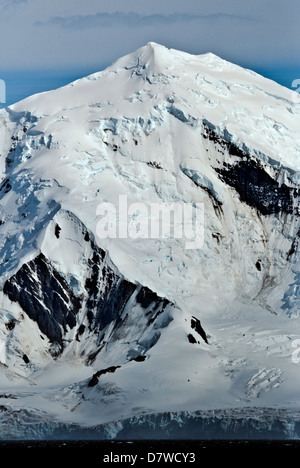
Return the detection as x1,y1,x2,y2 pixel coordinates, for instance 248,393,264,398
1,439,300,463
0,439,298,447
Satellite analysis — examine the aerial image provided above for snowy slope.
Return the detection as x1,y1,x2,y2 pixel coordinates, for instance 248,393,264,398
0,42,299,439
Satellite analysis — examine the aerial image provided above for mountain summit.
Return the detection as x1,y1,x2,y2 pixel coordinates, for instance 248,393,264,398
0,43,299,439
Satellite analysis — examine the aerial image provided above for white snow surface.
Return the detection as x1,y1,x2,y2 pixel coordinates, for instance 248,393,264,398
0,42,299,438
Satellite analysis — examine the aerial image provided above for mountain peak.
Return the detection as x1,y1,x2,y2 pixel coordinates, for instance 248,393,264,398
144,41,167,51
109,41,177,76
106,42,229,85
0,40,299,439
9,41,300,173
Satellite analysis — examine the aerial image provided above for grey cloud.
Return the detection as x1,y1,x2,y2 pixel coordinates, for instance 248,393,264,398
0,0,27,4
35,11,257,30
0,0,28,9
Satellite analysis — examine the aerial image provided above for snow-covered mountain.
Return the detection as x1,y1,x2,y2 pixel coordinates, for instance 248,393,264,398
0,42,299,439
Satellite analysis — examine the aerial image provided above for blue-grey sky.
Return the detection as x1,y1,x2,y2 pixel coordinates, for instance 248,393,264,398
0,0,299,107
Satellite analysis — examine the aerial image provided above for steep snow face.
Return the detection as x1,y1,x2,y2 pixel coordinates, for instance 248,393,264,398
0,42,299,436
1,209,175,371
7,42,300,171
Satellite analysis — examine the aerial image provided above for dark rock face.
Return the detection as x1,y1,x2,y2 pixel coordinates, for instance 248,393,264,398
202,120,297,216
202,120,248,159
3,230,176,360
191,316,208,344
187,317,208,345
3,253,81,344
216,160,295,216
85,242,137,332
187,333,197,344
88,366,121,387
54,224,61,238
287,229,300,261
0,178,11,194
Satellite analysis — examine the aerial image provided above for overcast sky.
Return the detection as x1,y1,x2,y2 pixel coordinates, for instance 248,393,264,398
0,0,299,105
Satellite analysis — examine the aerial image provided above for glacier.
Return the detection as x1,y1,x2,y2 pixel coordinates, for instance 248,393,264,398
0,42,298,440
